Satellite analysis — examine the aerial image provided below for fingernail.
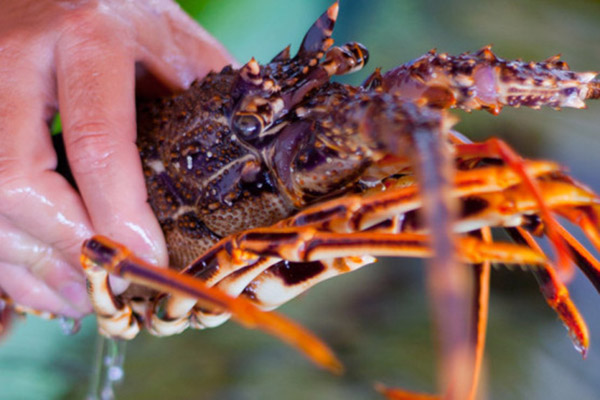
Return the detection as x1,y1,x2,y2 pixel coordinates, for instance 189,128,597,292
58,304,86,320
108,274,130,295
123,221,167,266
60,281,92,314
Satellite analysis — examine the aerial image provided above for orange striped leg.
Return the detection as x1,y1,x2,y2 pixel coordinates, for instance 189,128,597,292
454,137,573,279
553,218,600,294
80,231,542,372
156,229,542,330
284,162,569,236
452,179,597,235
557,205,600,256
185,178,597,330
217,229,546,311
507,226,591,356
158,163,573,329
153,242,372,331
136,227,544,330
468,228,492,400
229,229,544,265
286,177,597,240
81,236,342,374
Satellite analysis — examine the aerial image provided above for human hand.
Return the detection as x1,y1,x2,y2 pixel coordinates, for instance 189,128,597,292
0,0,234,318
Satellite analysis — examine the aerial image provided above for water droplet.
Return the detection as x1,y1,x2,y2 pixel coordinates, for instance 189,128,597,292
107,365,124,382
100,386,114,400
564,323,587,358
87,336,127,400
59,316,81,335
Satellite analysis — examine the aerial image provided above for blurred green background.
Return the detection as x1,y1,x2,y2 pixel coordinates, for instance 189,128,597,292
2,0,600,399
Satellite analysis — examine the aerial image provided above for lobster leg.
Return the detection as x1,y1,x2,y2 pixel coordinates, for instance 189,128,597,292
81,236,343,374
289,171,597,238
81,231,543,373
173,170,598,333
468,228,492,400
157,227,546,322
552,219,600,294
508,227,590,355
557,205,600,257
229,230,544,265
187,173,596,321
455,137,573,279
172,160,571,295
151,227,543,327
93,160,574,338
451,132,597,357
82,180,599,399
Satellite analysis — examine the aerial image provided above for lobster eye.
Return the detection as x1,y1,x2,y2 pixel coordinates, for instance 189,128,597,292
232,113,263,137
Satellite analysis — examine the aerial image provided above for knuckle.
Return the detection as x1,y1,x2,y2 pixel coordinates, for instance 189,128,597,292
59,2,107,35
27,248,57,279
51,235,87,262
4,284,36,308
0,264,37,305
0,158,31,212
65,122,120,176
0,175,56,222
0,36,30,61
0,155,25,185
58,3,131,47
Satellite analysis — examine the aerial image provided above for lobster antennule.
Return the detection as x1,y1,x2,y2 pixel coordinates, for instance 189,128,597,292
409,114,475,400
297,1,338,57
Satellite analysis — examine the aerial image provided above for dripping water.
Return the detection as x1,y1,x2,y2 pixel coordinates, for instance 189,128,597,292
59,316,82,335
87,336,127,400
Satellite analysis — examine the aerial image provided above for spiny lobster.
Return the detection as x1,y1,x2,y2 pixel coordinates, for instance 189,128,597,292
5,2,600,399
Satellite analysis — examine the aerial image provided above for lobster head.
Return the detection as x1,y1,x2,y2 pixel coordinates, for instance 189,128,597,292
227,2,381,206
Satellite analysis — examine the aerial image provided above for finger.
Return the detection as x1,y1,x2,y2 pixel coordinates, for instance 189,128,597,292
0,34,94,270
56,14,168,272
161,2,237,74
0,262,82,319
130,1,236,90
0,215,91,313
